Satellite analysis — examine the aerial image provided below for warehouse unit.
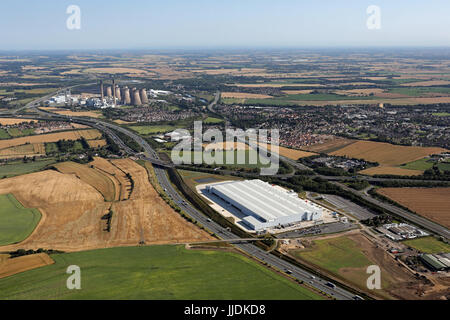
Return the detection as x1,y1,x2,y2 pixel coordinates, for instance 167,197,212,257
206,180,322,231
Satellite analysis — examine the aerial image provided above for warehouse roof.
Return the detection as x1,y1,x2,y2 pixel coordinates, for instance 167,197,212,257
209,180,322,222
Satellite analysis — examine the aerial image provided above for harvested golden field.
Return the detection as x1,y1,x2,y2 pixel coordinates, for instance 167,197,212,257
0,143,45,159
401,80,450,87
0,253,54,279
40,107,103,118
0,159,212,252
304,137,356,154
233,83,324,88
54,161,116,202
109,159,213,247
0,118,37,125
87,139,107,148
0,129,102,149
330,141,447,166
377,188,450,229
83,67,147,74
90,157,131,201
359,166,423,176
192,68,266,76
258,142,316,160
282,90,314,94
221,92,272,99
113,119,136,125
203,141,249,151
0,170,109,252
334,88,385,96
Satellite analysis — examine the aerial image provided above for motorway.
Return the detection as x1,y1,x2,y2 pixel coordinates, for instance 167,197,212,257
97,117,357,300
21,105,358,300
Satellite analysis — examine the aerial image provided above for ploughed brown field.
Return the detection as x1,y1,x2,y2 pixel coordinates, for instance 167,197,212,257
377,188,450,229
0,158,212,252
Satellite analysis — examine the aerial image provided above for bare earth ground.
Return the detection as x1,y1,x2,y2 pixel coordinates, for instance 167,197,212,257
284,232,447,300
0,159,212,252
0,253,54,279
377,188,450,229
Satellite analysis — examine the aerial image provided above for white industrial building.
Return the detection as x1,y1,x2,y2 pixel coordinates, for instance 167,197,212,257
206,180,322,231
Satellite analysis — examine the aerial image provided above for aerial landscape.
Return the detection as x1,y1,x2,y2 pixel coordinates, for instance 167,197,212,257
0,0,449,313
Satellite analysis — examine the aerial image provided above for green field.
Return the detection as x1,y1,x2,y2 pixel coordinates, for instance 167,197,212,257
223,93,376,106
0,194,41,246
388,87,450,97
129,125,177,135
0,246,323,300
172,150,272,169
7,128,35,138
437,162,450,172
204,117,224,124
400,158,434,171
432,112,450,117
0,159,56,178
290,236,393,298
292,237,372,275
0,128,11,139
178,169,241,189
403,237,450,254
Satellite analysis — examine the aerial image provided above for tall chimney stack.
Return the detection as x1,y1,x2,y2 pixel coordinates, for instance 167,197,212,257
100,80,104,101
112,79,116,106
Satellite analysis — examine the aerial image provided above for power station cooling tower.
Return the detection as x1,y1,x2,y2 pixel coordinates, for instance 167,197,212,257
122,87,131,105
106,86,113,97
140,89,148,104
115,86,121,102
132,88,142,106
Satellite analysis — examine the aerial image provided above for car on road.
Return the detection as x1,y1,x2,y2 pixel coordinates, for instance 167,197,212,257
326,282,336,289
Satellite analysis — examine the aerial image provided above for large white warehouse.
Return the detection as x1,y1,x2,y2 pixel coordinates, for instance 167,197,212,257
206,180,322,231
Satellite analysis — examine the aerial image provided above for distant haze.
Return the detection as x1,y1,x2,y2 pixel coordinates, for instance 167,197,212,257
0,0,449,50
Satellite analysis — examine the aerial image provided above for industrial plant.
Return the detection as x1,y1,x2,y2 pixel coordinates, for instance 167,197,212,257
98,80,149,108
205,179,323,232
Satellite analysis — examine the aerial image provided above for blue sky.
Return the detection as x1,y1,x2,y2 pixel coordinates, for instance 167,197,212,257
0,0,449,50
